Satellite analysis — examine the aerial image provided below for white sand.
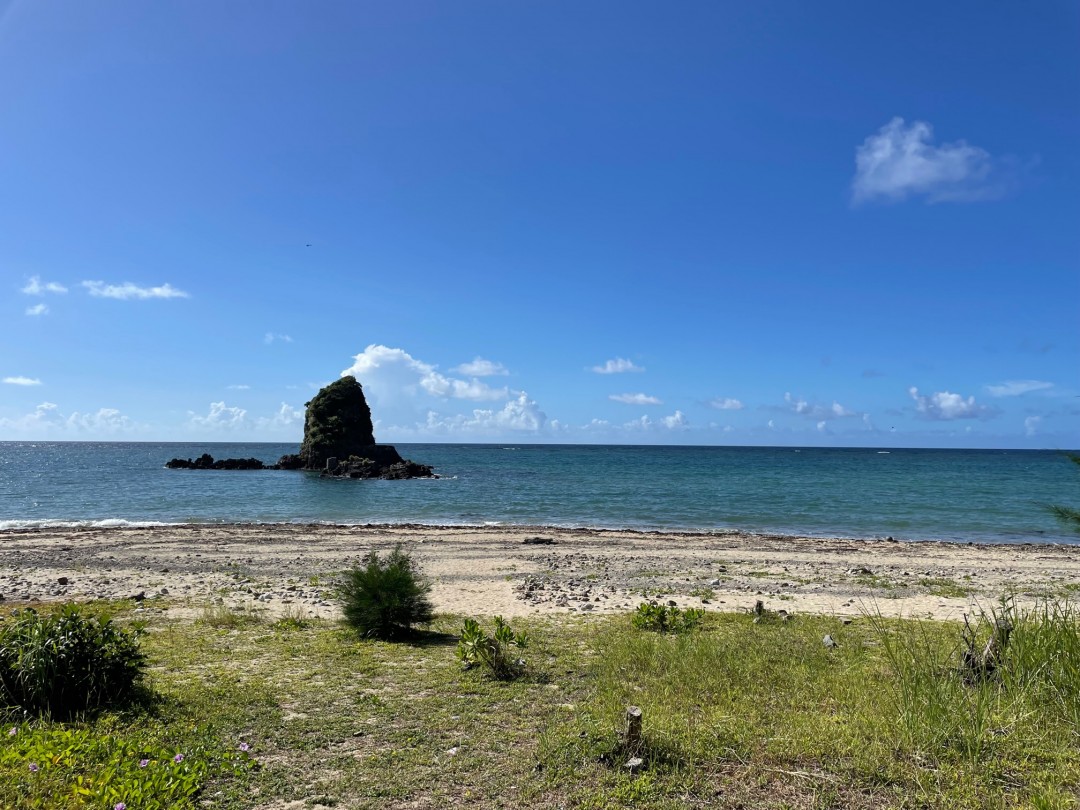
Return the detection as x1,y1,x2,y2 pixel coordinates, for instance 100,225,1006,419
2,523,1078,622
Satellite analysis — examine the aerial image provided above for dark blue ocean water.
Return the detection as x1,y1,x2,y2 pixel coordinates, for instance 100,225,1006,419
1,442,1078,544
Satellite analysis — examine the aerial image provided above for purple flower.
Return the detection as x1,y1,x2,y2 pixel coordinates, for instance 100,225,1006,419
28,763,39,772
139,759,149,768
173,753,184,763
115,804,126,810
7,727,15,737
239,742,250,752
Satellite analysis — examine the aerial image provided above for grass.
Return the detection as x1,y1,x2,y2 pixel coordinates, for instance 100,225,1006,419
2,598,1079,808
919,577,975,599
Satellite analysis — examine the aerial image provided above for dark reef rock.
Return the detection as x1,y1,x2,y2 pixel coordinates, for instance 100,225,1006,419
166,375,434,479
166,454,267,470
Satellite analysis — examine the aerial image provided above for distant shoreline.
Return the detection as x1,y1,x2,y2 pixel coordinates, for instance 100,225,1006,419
2,523,1079,623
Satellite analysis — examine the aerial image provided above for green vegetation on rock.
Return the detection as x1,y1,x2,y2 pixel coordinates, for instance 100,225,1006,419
298,376,376,469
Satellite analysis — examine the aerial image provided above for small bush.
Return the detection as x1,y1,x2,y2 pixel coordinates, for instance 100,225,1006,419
631,602,704,634
0,605,147,718
457,616,529,680
340,545,434,639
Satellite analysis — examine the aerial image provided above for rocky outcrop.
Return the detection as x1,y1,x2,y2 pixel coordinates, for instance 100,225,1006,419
297,376,376,469
287,376,433,478
165,454,267,470
166,375,434,479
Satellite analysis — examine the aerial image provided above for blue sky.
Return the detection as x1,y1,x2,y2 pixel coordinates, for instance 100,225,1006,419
1,1,1077,447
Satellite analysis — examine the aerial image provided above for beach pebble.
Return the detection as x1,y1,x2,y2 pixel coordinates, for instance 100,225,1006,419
57,576,69,585
708,579,721,586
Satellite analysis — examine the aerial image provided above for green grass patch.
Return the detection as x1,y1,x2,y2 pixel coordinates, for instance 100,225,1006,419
2,598,1078,808
919,577,974,599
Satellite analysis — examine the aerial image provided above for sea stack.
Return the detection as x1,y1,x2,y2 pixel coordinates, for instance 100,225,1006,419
277,376,434,479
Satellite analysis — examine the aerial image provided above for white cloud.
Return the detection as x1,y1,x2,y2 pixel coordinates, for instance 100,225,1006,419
624,410,688,431
256,402,304,430
1024,415,1042,436
985,380,1054,397
432,393,547,434
338,345,549,439
343,344,509,403
25,304,49,316
66,408,135,434
420,375,509,402
3,376,42,386
82,281,189,300
909,387,993,420
0,402,140,437
227,384,251,390
662,410,688,429
852,117,1008,204
21,276,67,295
453,357,509,377
709,397,744,411
264,333,294,345
187,401,248,430
784,392,858,420
817,421,828,433
610,393,662,405
591,358,644,374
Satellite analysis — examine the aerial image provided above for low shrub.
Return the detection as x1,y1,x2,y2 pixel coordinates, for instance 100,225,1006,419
0,605,147,719
340,545,434,639
457,616,529,680
631,602,704,634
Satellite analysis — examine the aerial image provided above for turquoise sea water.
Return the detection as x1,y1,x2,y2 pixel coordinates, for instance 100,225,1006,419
0,442,1077,544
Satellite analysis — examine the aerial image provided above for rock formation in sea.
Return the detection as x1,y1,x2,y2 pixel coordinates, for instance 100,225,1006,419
166,376,434,479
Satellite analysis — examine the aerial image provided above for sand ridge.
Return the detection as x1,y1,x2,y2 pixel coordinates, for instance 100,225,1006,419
1,523,1078,622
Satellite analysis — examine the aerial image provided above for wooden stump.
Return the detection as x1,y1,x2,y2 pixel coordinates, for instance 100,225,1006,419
625,705,643,751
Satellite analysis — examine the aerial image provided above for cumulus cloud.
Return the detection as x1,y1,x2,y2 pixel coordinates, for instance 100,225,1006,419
662,410,688,429
784,392,858,420
264,333,294,345
25,304,48,316
0,402,139,437
453,357,509,377
985,380,1054,397
257,403,304,430
1024,415,1042,437
21,276,67,295
591,358,644,374
3,376,42,386
82,281,189,300
610,393,662,405
909,387,993,420
709,397,744,411
624,410,688,432
419,394,548,436
852,117,1013,204
187,401,248,430
338,345,548,439
343,344,509,403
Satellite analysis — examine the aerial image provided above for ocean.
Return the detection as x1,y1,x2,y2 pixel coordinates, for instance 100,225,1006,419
0,442,1077,545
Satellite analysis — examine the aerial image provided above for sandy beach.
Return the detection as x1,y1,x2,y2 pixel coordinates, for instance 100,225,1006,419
2,523,1078,622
